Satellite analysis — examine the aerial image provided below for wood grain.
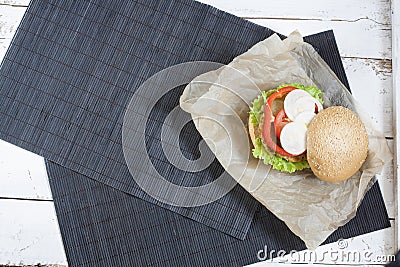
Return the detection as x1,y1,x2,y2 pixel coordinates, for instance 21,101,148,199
0,140,52,200
0,0,28,6
199,0,391,23
343,57,393,137
0,5,25,39
391,0,400,252
248,18,391,59
0,200,67,266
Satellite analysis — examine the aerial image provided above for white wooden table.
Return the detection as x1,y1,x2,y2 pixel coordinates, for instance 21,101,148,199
0,0,396,266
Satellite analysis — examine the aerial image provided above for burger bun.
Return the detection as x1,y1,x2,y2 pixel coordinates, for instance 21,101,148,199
306,106,369,182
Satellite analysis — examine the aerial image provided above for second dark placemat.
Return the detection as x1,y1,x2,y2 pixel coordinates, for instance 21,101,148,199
46,160,390,267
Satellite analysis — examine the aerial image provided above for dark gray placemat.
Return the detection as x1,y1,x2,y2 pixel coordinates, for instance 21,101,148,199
0,0,276,239
46,160,390,267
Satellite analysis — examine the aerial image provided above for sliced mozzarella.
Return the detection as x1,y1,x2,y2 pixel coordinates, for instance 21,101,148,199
295,111,316,125
287,96,316,121
284,89,324,120
280,121,307,155
283,89,315,121
294,96,316,113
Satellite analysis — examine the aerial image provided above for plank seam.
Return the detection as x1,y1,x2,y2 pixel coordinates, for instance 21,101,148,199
0,3,28,7
0,196,53,202
242,16,390,25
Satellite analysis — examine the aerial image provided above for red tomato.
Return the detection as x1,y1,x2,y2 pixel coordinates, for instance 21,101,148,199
274,108,290,139
262,104,295,157
267,86,297,107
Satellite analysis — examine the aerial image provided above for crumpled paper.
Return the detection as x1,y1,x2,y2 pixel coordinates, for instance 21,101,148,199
179,31,392,249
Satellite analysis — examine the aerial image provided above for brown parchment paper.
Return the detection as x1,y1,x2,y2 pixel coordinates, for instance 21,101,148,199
180,31,392,249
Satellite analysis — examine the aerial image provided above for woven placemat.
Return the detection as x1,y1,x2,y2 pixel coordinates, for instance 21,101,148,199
0,0,275,239
0,0,389,244
46,160,390,266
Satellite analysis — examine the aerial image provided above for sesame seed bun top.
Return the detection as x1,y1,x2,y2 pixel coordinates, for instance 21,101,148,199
306,106,369,182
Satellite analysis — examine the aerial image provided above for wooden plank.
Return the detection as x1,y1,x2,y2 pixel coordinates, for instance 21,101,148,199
0,199,67,266
0,140,52,200
0,5,25,39
199,0,391,24
391,0,400,252
0,0,28,6
248,18,391,59
343,57,393,138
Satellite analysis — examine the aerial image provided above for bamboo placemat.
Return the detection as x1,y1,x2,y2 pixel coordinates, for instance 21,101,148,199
46,159,390,266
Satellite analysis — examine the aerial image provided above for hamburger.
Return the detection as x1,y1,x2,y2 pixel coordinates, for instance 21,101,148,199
248,84,369,182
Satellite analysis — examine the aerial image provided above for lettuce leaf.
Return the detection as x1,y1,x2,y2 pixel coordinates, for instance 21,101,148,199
249,91,268,126
252,137,310,173
249,83,323,172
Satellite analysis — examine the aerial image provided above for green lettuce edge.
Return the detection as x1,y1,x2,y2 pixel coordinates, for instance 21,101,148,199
252,137,310,173
248,91,267,126
276,83,324,105
249,84,323,173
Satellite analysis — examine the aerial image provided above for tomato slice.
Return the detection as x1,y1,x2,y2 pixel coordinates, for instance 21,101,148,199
262,104,296,157
274,108,289,139
261,85,303,157
266,86,297,108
